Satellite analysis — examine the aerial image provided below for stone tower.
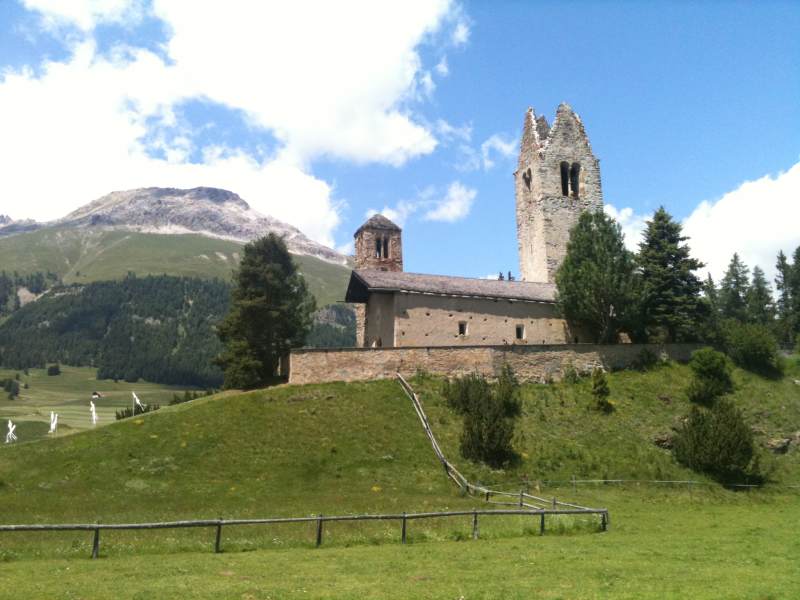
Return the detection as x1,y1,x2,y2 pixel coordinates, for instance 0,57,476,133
515,103,603,283
354,214,403,272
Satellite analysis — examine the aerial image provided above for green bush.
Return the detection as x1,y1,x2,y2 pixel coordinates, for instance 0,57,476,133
673,398,760,483
686,348,733,406
562,363,581,384
722,320,781,375
444,365,521,468
46,363,60,376
115,403,160,420
591,368,613,413
632,348,660,371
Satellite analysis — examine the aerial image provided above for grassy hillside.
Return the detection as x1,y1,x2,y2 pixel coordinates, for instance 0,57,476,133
0,227,351,306
0,365,199,440
0,359,798,554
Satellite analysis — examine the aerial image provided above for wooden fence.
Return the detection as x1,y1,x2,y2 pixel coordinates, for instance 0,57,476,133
0,507,609,559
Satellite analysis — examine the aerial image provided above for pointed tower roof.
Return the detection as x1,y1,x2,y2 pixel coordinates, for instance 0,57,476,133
354,213,401,237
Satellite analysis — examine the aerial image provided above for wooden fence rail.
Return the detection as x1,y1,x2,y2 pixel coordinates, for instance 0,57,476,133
0,507,609,558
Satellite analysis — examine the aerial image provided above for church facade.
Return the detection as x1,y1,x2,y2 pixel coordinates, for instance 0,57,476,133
345,104,603,348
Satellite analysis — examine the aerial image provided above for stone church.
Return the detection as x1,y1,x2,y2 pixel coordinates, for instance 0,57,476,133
345,104,603,348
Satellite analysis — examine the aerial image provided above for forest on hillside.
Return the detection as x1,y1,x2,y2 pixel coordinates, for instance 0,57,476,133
0,274,356,387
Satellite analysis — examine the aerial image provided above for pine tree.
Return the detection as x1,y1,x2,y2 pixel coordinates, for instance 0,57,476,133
636,207,704,342
791,247,800,338
555,211,640,343
215,234,316,389
746,266,775,325
775,250,794,345
719,253,750,322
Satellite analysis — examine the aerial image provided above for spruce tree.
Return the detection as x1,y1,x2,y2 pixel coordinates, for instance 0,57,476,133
636,207,704,342
775,250,794,345
791,247,800,338
719,253,750,322
555,211,639,343
215,234,316,389
746,266,775,325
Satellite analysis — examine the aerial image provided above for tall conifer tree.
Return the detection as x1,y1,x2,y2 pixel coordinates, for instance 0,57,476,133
555,210,639,343
637,207,703,341
215,234,316,389
746,266,775,325
775,250,793,344
719,253,750,322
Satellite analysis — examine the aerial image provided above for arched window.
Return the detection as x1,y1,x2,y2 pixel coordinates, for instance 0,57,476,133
374,237,382,258
382,236,389,258
560,162,569,196
570,163,581,198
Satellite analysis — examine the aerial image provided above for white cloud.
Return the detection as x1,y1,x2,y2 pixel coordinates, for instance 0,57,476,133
23,0,145,31
604,204,650,251
683,162,800,283
424,181,476,222
452,21,470,45
435,56,449,76
435,119,472,143
365,200,420,227
1,1,467,247
480,134,516,170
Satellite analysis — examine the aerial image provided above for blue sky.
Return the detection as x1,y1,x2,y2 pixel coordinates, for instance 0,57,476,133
1,0,798,282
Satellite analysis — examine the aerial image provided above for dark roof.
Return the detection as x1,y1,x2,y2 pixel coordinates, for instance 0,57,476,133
354,214,401,237
345,270,556,303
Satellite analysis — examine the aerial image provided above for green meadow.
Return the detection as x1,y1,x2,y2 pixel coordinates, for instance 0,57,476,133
0,358,798,598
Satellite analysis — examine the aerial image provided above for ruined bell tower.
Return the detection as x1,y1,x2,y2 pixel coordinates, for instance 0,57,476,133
515,103,604,283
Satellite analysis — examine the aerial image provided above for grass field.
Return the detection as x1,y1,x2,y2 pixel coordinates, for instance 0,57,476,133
0,227,351,306
0,365,198,440
0,359,798,597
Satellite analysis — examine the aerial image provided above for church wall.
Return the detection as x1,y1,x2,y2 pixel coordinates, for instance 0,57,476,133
289,343,700,385
392,293,572,346
363,292,395,347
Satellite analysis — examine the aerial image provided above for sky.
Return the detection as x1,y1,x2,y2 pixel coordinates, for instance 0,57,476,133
0,0,798,284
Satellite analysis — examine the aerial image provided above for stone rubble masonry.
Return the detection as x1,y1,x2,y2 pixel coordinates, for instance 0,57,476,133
288,343,700,385
515,104,604,283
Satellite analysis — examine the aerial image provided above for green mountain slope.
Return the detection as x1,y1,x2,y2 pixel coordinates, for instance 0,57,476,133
0,227,351,307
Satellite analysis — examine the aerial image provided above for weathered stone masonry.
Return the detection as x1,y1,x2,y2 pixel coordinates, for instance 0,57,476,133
289,344,699,385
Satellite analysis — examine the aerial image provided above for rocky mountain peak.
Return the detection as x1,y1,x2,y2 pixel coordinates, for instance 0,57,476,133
57,187,348,265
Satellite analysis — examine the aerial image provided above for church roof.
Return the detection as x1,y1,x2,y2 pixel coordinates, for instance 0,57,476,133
345,270,557,303
354,214,401,237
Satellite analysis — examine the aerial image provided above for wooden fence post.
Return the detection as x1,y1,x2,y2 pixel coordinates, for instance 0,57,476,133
519,490,523,507
214,519,223,553
316,515,323,547
91,527,100,559
472,511,479,540
401,513,407,544
600,512,607,532
572,475,577,494
552,497,557,509
539,513,545,536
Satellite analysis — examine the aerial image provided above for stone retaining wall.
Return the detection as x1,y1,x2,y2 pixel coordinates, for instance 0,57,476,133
288,343,700,385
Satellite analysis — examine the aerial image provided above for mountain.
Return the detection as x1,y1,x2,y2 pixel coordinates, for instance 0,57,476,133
1,187,347,265
0,187,353,307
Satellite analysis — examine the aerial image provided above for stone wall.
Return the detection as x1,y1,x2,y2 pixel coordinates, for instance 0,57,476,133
354,227,403,271
288,343,699,385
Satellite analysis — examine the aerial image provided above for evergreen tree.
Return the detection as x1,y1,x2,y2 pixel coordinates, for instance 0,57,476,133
636,207,704,342
775,250,794,345
719,253,750,322
746,266,775,325
215,234,316,389
555,211,640,343
791,247,800,338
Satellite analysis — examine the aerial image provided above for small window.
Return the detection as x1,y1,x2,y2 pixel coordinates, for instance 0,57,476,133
458,321,468,336
560,161,569,196
570,162,581,198
515,324,525,340
374,238,382,258
382,236,389,258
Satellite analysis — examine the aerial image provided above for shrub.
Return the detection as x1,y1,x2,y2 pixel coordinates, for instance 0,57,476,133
632,348,660,371
672,398,760,483
686,348,733,406
562,363,581,384
445,365,521,468
722,320,781,375
591,368,613,413
46,363,61,376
